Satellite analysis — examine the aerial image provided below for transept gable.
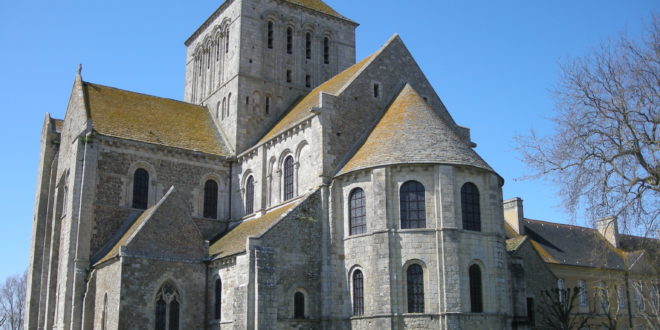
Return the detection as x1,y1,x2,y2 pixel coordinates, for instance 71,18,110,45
93,187,206,266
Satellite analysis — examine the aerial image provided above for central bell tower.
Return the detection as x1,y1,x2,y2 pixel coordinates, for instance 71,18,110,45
183,0,357,154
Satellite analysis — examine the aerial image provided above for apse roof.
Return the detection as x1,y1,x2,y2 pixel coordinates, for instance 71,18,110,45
336,84,494,176
84,83,230,156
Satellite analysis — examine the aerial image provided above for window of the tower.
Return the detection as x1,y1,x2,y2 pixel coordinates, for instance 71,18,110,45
469,264,483,312
353,270,364,316
227,93,232,116
323,37,330,64
216,101,221,119
203,180,218,219
225,28,229,53
286,70,292,83
305,32,312,59
214,278,222,320
265,97,270,114
283,156,294,200
406,264,424,313
222,97,227,119
400,181,425,229
286,27,293,54
305,74,311,88
132,168,149,209
267,21,274,49
294,292,305,319
373,83,380,98
245,176,254,215
155,283,180,330
461,182,481,231
349,188,366,235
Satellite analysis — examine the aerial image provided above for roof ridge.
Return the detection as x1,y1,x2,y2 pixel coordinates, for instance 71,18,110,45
84,81,205,109
524,218,595,231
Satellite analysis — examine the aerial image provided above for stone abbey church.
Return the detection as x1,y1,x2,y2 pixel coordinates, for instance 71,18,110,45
24,0,659,329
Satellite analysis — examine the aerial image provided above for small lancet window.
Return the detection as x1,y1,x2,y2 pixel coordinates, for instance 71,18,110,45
294,292,305,319
245,176,254,215
323,37,330,64
286,27,293,54
225,28,230,53
132,168,149,209
469,264,483,312
461,182,481,231
400,181,425,229
155,283,180,330
373,83,380,98
305,75,311,88
286,70,292,83
203,180,218,219
407,264,424,313
349,188,366,235
227,93,232,116
265,96,270,114
305,32,312,59
352,270,364,316
267,21,274,49
283,156,294,200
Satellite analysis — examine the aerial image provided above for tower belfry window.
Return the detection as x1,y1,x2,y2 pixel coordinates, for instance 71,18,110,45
305,33,312,59
265,97,270,114
286,70,292,83
267,21,274,49
305,75,311,88
225,28,230,53
286,27,293,54
323,37,329,64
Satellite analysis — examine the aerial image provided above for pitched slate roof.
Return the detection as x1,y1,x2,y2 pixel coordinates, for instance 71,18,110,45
336,84,494,176
521,219,629,269
208,197,305,258
282,0,351,21
257,54,375,145
84,82,230,156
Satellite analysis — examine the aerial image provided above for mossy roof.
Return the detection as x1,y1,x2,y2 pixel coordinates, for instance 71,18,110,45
257,54,374,145
337,84,494,176
208,200,301,258
283,0,350,21
84,82,230,156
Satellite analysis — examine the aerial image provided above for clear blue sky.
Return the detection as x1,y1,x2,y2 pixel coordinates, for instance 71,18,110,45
0,0,657,280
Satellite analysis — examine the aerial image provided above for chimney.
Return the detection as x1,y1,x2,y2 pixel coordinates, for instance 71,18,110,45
596,216,619,248
503,197,525,235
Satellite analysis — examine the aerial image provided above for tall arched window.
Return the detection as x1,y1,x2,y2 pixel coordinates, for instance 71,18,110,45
267,21,274,49
155,283,180,330
216,101,221,119
214,278,222,320
101,293,107,330
469,264,483,312
132,168,149,209
323,37,330,64
352,270,364,316
286,27,293,54
203,180,218,219
283,156,294,200
222,97,227,119
400,181,425,229
407,264,424,313
349,188,366,235
245,176,254,215
225,28,229,53
305,32,312,59
461,183,481,231
294,291,305,319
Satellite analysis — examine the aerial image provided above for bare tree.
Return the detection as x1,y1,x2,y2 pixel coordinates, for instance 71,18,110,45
630,280,660,329
592,282,624,329
0,271,26,330
538,287,592,330
516,15,659,236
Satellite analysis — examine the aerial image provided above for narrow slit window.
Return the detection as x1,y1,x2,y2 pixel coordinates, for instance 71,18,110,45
267,21,274,49
286,27,293,54
305,33,312,59
373,83,380,98
225,28,229,53
283,156,294,200
323,37,329,64
245,176,254,215
305,75,311,88
265,97,270,114
203,180,218,219
214,278,222,320
286,70,292,83
469,264,483,312
294,292,305,319
353,270,364,316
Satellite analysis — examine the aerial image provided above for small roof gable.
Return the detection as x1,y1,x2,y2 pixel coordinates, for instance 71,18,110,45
93,205,157,266
522,219,628,269
84,82,230,156
336,84,494,176
282,0,352,22
257,53,375,145
209,197,307,258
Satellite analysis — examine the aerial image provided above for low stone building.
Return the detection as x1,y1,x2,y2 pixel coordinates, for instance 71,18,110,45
24,1,655,329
